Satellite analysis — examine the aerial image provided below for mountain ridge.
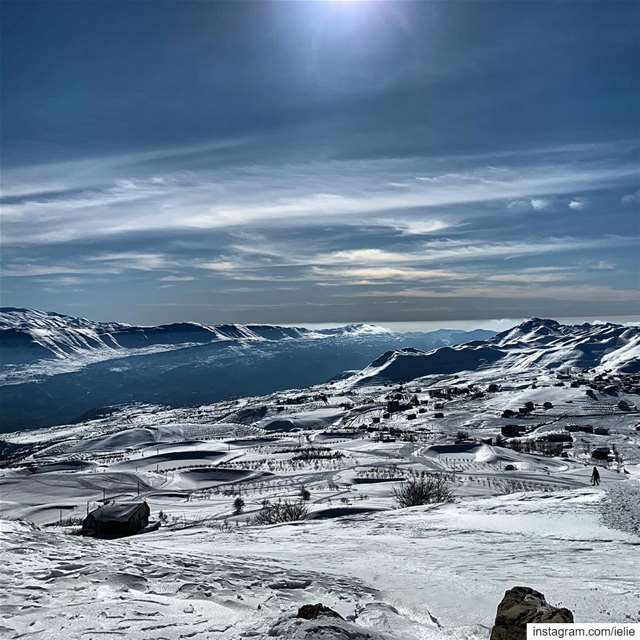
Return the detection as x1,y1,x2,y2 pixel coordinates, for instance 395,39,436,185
348,317,640,385
0,307,394,364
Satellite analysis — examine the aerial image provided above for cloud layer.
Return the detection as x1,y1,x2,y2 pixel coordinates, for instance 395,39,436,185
2,1,639,323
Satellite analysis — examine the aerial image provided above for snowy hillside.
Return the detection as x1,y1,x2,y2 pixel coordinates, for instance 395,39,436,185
1,355,639,639
348,318,640,386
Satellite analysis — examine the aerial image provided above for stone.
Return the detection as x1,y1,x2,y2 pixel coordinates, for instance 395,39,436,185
297,603,343,621
490,586,573,640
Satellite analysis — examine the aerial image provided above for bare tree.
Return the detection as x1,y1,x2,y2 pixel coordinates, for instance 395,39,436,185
253,499,308,525
393,474,454,508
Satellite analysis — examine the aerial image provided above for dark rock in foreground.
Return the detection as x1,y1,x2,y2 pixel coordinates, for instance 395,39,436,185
490,586,574,640
297,603,344,621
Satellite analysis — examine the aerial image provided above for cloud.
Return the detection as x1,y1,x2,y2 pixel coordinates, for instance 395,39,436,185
346,284,640,304
568,198,587,210
2,263,121,277
590,260,615,271
317,236,637,267
159,275,195,282
487,272,571,284
384,218,452,235
530,198,550,211
2,140,639,247
621,188,640,205
311,266,463,282
198,260,240,273
507,197,551,211
86,252,171,271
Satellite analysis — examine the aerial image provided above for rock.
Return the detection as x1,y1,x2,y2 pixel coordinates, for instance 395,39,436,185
297,603,343,621
269,615,378,639
490,586,573,640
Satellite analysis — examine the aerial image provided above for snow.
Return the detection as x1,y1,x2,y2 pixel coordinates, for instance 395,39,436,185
0,307,397,385
343,319,640,387
1,316,639,639
2,487,638,640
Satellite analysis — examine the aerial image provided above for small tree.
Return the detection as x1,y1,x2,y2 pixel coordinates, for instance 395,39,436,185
300,486,311,501
393,474,454,508
253,499,308,525
233,496,245,515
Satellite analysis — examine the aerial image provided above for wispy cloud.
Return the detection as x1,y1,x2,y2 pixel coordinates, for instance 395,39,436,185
3,138,639,321
568,198,587,210
346,284,640,304
316,236,636,267
311,266,464,282
159,275,196,282
2,141,638,247
621,188,640,205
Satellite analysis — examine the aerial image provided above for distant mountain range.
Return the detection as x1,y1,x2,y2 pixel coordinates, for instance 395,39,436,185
4,310,636,433
348,318,640,386
0,307,393,365
0,308,494,432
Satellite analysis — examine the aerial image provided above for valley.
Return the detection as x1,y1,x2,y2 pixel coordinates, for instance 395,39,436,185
1,316,639,639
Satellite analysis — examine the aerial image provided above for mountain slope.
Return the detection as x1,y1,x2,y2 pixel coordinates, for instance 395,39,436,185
0,308,494,431
349,318,640,385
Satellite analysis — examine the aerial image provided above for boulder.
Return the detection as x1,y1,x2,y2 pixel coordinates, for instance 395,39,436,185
490,586,573,640
297,603,343,621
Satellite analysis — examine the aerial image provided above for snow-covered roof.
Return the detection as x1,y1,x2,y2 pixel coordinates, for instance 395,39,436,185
88,501,148,524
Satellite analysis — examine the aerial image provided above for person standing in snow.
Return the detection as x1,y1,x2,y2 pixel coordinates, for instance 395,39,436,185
591,466,600,486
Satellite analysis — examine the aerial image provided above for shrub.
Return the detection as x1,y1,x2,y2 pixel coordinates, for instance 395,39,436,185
300,487,311,501
233,496,245,515
253,499,308,525
393,474,454,508
600,482,640,536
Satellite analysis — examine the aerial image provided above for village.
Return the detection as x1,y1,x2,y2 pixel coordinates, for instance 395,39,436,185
1,366,638,537
1,364,639,639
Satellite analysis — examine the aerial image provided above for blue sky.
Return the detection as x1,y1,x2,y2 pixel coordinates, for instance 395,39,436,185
1,0,639,324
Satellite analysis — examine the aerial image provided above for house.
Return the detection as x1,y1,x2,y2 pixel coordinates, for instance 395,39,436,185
501,424,528,438
591,447,612,461
82,500,150,538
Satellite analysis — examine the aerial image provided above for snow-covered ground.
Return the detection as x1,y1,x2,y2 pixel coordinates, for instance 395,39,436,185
2,488,638,640
1,318,639,639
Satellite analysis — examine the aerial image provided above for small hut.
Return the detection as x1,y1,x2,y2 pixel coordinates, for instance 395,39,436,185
82,500,150,538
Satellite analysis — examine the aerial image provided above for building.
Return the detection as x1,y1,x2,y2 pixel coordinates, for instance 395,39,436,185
82,500,150,538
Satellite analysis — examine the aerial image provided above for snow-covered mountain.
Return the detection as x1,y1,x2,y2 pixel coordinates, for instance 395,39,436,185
0,308,493,431
0,308,393,365
349,318,640,385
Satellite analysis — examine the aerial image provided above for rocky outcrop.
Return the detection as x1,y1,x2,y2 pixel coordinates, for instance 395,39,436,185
490,586,573,640
297,603,343,621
